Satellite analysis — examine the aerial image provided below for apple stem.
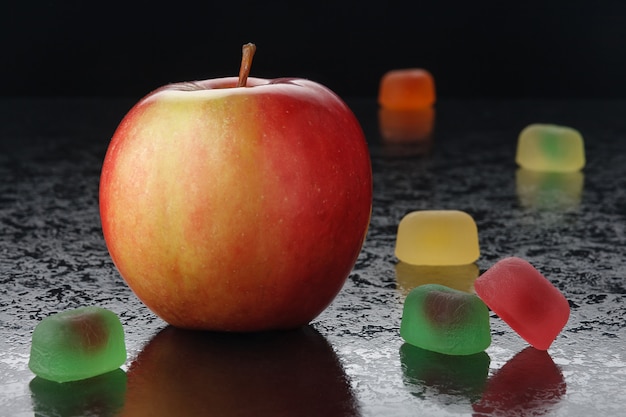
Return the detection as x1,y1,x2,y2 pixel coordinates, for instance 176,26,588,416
237,43,257,87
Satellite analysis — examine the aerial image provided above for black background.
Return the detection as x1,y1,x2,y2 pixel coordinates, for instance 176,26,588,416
2,1,626,99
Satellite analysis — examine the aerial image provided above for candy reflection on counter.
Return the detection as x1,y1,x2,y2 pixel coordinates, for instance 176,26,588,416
395,262,479,295
401,343,566,415
30,368,127,417
119,326,360,417
516,168,584,210
472,347,566,416
400,343,490,402
378,107,435,144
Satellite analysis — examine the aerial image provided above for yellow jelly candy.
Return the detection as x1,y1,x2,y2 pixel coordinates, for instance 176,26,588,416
395,210,480,266
515,124,585,172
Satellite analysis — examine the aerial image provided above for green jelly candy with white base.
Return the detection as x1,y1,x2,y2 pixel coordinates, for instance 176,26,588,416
400,284,491,356
29,306,127,383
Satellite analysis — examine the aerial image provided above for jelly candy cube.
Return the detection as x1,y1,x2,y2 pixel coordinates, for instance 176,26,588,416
395,210,480,266
29,306,127,383
400,284,491,356
474,257,570,350
378,68,436,110
515,123,585,172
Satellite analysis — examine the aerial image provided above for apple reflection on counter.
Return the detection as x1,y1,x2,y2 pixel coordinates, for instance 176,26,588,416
119,325,361,417
400,344,566,415
516,168,584,211
377,107,435,157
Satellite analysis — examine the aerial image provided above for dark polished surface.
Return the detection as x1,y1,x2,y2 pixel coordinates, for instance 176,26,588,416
1,98,625,416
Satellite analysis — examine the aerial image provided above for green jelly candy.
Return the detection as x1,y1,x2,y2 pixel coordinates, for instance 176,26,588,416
400,284,491,356
515,123,585,172
29,306,127,383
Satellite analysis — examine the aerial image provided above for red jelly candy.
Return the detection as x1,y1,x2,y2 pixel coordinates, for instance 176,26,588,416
474,257,570,350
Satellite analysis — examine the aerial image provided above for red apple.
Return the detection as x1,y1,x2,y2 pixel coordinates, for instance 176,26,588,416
99,44,372,331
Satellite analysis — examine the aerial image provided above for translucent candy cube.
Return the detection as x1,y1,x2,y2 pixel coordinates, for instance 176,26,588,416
474,257,570,350
395,210,480,266
29,306,127,383
378,68,436,110
400,284,491,356
515,123,585,172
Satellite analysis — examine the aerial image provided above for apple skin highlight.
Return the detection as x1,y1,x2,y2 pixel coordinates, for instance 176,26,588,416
99,77,373,331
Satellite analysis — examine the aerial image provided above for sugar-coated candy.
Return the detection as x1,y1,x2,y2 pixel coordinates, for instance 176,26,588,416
474,257,570,350
515,123,585,172
395,210,480,266
29,306,127,383
378,68,436,110
400,284,491,356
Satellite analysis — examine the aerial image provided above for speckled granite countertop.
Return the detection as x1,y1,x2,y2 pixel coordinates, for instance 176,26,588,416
1,98,625,416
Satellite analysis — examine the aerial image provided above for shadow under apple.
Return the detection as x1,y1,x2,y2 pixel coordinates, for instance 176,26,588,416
119,325,361,417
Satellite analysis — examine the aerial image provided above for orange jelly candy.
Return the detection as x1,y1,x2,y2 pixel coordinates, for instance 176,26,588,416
378,68,436,110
